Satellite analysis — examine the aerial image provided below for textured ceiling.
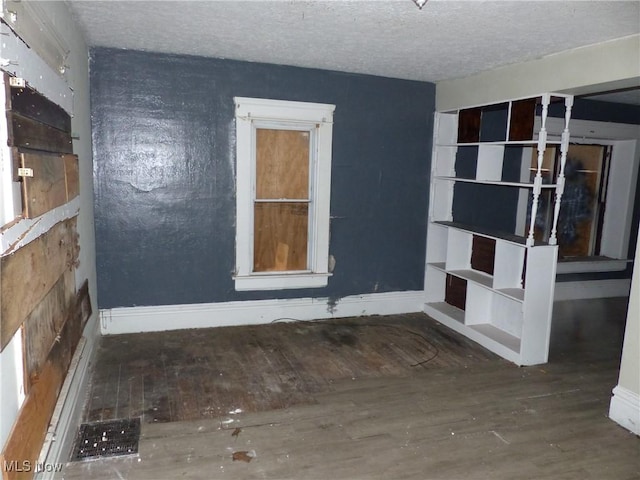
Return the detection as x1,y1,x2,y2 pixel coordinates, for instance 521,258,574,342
66,0,640,84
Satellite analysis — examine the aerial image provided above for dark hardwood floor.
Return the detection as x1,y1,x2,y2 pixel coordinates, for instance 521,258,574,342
81,313,499,424
62,298,639,479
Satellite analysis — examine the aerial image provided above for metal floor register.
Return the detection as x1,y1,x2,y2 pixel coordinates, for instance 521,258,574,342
71,418,141,461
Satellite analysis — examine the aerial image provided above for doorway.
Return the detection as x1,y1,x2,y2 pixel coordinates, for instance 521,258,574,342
531,143,612,258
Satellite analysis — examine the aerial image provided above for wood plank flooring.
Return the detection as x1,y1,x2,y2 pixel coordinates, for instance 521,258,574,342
81,313,498,424
62,298,639,479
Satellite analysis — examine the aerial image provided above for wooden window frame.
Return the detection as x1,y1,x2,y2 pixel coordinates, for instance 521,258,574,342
233,97,335,291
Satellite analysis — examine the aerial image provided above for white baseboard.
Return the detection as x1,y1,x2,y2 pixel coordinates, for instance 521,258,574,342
36,315,99,480
100,290,426,335
554,279,631,301
609,385,640,436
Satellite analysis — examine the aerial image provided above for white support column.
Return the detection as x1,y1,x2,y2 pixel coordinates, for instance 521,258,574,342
527,94,550,247
549,96,573,246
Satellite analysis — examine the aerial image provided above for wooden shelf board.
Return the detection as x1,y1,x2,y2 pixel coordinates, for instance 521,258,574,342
467,323,521,353
433,176,557,189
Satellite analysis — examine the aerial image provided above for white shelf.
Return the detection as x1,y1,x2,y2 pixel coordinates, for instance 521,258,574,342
429,262,446,271
495,287,525,302
424,301,465,324
467,324,521,353
439,140,564,147
434,176,557,189
435,221,542,246
428,262,524,302
429,262,524,302
449,268,493,289
424,93,572,366
493,241,526,289
491,294,524,338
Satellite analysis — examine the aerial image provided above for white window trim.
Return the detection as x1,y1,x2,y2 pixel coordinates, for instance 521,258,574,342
233,97,335,291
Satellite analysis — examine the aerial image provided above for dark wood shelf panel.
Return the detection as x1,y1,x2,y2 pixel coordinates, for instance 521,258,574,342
471,235,496,275
509,98,538,141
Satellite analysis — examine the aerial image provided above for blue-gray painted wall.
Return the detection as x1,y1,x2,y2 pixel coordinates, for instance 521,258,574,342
90,48,435,309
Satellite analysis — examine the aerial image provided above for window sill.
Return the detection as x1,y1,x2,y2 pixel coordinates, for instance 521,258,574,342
556,257,631,274
234,272,331,291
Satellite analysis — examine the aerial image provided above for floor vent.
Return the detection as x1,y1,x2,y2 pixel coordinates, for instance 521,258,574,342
71,418,141,461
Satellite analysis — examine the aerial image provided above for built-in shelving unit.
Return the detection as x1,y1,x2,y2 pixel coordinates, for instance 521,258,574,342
424,94,574,366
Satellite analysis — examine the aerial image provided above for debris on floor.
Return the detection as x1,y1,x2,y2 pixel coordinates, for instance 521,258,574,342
232,450,256,463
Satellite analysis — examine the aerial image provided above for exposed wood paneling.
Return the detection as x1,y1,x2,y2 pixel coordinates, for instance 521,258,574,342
23,269,75,390
8,84,72,133
1,74,80,480
0,287,85,480
18,150,68,218
255,128,309,199
0,278,90,480
0,217,78,351
7,112,73,154
254,203,308,272
63,154,80,200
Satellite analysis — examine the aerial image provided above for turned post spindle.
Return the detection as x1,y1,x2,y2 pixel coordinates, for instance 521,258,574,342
549,96,573,246
526,94,550,247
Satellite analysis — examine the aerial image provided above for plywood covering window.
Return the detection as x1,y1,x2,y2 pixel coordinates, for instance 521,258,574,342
234,97,335,290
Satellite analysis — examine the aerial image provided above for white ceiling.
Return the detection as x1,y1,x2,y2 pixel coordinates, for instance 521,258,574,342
66,0,639,89
584,88,640,105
